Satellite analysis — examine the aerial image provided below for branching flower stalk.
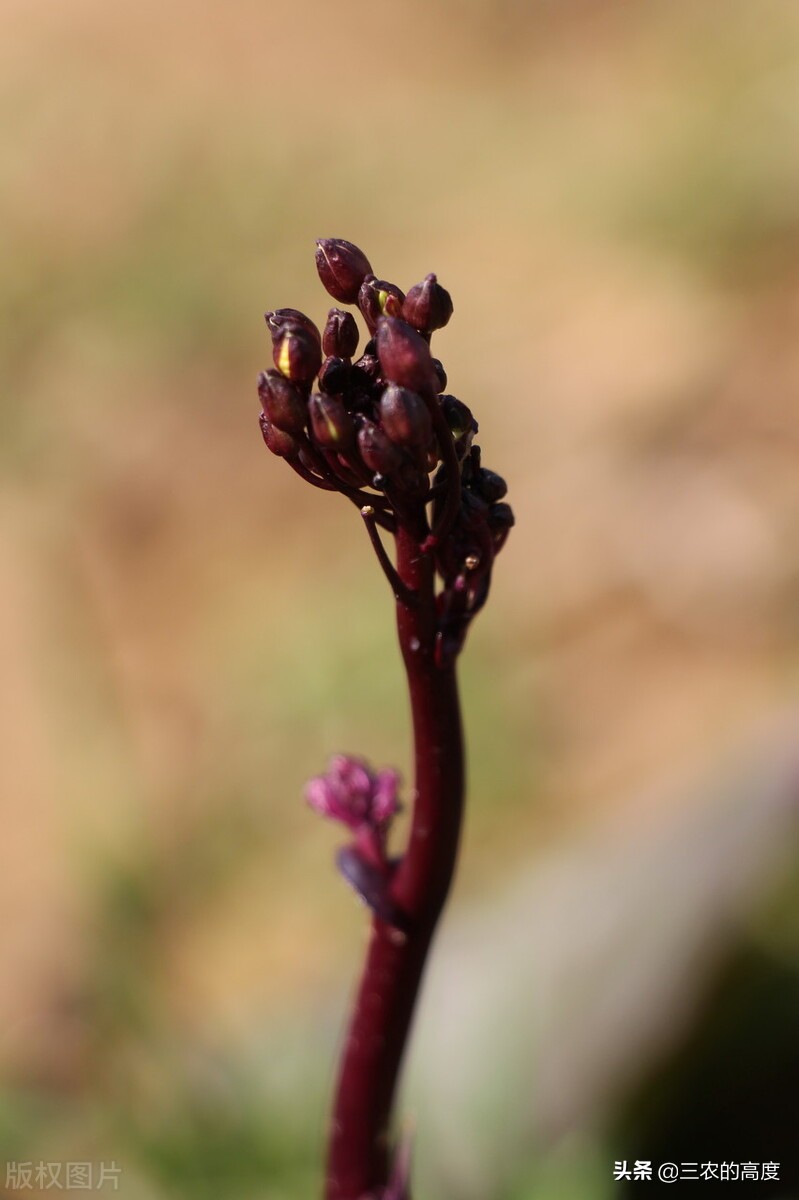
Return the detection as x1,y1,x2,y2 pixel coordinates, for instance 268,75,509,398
257,240,513,1200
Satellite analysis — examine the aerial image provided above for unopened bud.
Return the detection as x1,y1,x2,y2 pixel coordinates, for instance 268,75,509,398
257,369,307,434
264,308,321,344
379,384,432,448
440,394,476,439
477,468,508,503
488,501,514,526
308,392,354,449
322,308,359,358
359,276,406,333
432,358,447,392
336,845,406,927
259,412,300,458
318,356,349,396
402,273,453,334
487,501,515,550
272,324,322,384
357,417,403,476
350,352,381,390
315,238,373,304
376,317,439,394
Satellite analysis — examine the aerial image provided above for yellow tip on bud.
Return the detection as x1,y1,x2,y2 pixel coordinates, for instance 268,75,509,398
277,337,292,377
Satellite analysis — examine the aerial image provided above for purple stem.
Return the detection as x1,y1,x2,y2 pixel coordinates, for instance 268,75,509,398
325,526,465,1200
360,506,417,607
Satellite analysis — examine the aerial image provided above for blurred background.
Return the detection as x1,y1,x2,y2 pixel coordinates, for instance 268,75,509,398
2,0,799,1196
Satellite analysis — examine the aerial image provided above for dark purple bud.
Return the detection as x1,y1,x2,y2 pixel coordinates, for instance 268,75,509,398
272,324,322,384
488,501,514,528
317,355,349,396
358,276,406,333
264,307,321,344
350,352,381,390
308,392,355,449
440,394,476,439
379,384,432,448
257,370,307,435
476,467,508,503
432,357,447,392
357,417,404,475
315,238,373,304
376,317,439,394
259,411,300,458
336,845,408,930
402,273,453,334
322,308,360,358
487,501,515,551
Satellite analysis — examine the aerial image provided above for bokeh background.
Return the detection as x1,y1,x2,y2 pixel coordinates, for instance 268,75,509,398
3,1,799,1196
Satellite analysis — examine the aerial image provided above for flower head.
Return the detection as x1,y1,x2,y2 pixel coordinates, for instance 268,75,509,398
258,238,514,664
306,755,401,838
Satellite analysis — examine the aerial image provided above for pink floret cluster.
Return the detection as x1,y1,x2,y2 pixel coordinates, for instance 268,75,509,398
305,754,401,835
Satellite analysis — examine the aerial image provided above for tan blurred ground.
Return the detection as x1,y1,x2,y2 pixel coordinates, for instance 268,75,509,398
2,0,799,1192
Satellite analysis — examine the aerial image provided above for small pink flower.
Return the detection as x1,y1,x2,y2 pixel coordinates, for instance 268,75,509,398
305,755,401,842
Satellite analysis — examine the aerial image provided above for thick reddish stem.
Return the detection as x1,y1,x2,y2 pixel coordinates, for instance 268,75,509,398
325,526,465,1200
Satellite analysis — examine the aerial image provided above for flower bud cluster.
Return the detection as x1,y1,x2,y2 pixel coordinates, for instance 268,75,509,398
305,753,401,845
258,238,513,662
306,755,407,926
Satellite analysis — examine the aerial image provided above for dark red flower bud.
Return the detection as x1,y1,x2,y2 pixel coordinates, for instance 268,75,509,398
432,358,447,392
336,845,407,930
315,238,373,304
259,411,300,458
350,352,381,390
257,369,307,435
488,501,514,527
272,324,322,384
358,276,406,333
318,356,349,396
476,468,508,503
322,308,359,358
379,384,432,448
376,317,439,394
402,273,453,334
264,307,321,344
487,501,515,551
357,417,403,476
308,392,355,449
440,394,476,438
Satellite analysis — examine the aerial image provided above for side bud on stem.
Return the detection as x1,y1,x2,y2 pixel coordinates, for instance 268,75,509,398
306,755,405,927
